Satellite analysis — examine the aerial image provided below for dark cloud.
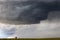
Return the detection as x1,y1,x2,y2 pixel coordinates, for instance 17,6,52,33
0,0,60,24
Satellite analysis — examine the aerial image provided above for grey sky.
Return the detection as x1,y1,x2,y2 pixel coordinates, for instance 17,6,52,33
0,0,60,38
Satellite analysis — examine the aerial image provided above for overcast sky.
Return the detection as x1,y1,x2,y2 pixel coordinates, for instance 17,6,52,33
0,0,60,38
0,11,60,38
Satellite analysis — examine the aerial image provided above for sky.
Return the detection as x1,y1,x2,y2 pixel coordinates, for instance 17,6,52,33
0,11,60,38
0,0,60,38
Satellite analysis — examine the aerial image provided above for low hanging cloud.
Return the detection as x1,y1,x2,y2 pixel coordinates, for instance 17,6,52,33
0,0,59,24
0,0,60,38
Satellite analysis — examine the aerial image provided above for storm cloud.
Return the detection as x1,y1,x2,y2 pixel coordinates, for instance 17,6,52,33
0,0,60,24
0,0,60,38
